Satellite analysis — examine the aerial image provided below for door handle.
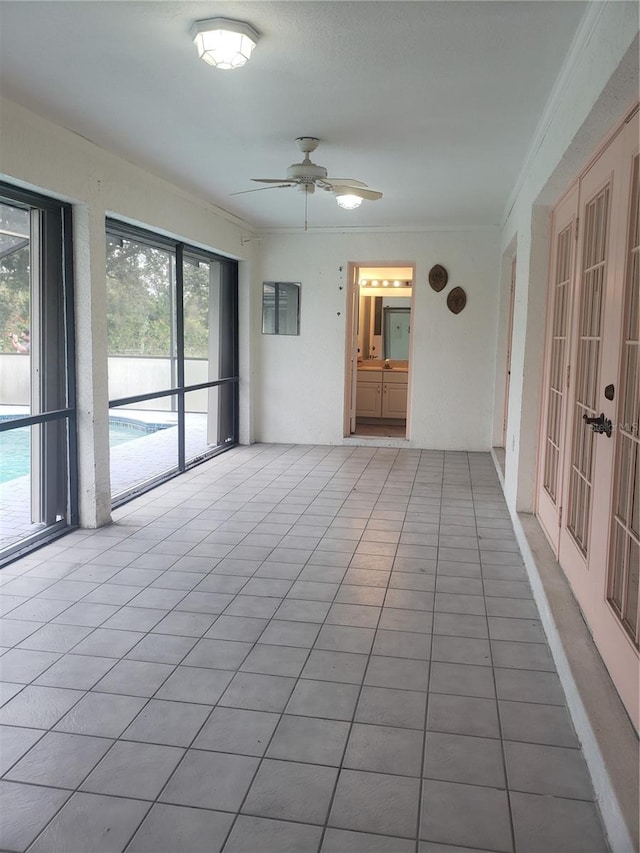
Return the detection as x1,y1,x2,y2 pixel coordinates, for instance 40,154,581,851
583,412,612,437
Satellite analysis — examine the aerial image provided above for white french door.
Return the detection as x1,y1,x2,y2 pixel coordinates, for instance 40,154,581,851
502,256,517,448
608,152,640,649
537,184,578,551
346,263,360,435
537,109,639,730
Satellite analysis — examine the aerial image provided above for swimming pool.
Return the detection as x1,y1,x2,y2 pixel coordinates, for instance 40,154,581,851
0,417,170,484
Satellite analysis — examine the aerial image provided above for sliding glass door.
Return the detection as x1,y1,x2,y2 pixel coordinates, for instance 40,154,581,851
0,184,76,564
106,221,238,504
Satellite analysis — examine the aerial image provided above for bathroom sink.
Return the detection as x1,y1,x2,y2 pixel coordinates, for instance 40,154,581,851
357,363,408,373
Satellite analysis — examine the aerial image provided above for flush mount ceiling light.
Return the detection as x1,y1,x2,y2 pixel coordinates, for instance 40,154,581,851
191,17,260,70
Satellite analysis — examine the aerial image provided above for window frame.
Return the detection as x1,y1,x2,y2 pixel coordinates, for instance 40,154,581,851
0,181,77,567
262,281,301,335
106,219,239,506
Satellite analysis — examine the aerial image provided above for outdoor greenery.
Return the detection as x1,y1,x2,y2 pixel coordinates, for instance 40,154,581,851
184,257,211,359
106,237,210,359
1,217,212,359
0,202,30,354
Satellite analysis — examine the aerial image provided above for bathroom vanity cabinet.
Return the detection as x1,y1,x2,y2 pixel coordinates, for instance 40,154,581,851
356,369,408,419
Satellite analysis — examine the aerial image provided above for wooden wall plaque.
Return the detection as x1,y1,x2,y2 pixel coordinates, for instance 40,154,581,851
428,264,448,292
447,287,466,314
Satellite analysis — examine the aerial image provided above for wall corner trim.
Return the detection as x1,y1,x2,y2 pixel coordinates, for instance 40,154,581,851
500,1,609,228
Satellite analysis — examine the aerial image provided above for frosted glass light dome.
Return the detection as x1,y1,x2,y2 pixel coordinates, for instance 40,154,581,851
191,18,260,70
336,194,363,210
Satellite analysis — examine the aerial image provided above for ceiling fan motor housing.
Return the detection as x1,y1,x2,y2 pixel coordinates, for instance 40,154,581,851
287,162,328,181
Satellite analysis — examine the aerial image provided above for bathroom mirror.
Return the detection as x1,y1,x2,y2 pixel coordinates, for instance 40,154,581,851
358,294,411,361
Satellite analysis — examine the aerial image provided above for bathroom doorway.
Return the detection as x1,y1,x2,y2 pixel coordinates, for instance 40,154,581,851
344,263,414,438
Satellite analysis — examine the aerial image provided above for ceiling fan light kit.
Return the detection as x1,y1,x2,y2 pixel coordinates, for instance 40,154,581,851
191,17,260,70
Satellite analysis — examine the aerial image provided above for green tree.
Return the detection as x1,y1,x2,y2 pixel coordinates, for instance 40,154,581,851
0,203,30,353
106,237,173,356
106,237,211,359
184,258,210,359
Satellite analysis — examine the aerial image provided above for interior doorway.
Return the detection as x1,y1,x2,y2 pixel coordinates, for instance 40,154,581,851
344,263,414,438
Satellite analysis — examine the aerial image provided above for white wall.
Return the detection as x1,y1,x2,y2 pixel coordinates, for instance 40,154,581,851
255,229,499,449
0,96,256,526
106,358,209,412
496,3,639,512
0,355,29,406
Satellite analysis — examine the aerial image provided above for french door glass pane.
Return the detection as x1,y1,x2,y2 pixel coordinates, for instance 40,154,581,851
607,154,640,645
568,186,610,554
544,225,572,501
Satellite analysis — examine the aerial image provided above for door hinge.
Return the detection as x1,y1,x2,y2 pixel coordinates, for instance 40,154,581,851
574,218,579,240
566,364,571,388
559,506,563,527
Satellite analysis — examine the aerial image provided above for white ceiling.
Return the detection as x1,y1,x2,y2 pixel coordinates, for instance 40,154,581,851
0,1,589,231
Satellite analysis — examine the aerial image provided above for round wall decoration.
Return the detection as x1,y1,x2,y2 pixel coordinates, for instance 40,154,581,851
428,264,448,292
447,286,466,314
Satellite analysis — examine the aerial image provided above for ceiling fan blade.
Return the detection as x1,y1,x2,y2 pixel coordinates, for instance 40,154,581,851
331,185,383,201
230,184,294,196
251,178,296,184
324,178,367,188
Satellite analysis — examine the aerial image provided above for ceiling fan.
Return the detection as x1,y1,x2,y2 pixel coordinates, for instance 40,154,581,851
231,137,382,226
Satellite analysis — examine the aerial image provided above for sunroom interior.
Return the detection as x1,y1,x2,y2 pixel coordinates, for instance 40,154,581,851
0,2,638,851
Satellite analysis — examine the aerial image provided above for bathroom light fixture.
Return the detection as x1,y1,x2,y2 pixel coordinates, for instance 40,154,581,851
335,193,363,210
359,279,412,287
191,17,260,69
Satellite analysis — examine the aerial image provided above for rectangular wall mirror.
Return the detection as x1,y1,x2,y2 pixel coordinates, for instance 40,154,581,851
262,282,300,335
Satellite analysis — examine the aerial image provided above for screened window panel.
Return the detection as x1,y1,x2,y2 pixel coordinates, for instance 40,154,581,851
106,221,238,504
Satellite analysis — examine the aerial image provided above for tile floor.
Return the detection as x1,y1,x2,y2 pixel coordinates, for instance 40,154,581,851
0,444,610,852
353,421,407,438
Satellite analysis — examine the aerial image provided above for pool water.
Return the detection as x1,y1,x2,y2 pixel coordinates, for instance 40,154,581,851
0,420,165,484
0,426,30,483
109,423,149,447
